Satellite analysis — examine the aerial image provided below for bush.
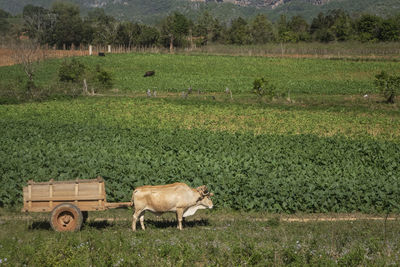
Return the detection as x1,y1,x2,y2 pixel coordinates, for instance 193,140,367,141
58,59,86,83
57,61,113,95
374,71,400,104
252,77,276,99
95,64,113,89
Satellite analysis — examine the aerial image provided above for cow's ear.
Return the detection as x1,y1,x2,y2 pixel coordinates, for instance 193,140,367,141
197,185,206,191
196,185,207,195
210,193,214,197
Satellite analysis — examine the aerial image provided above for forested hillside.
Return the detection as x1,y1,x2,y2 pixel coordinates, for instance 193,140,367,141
0,0,399,24
1,2,399,51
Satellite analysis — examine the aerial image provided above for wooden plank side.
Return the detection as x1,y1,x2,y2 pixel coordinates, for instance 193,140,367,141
26,201,107,212
26,195,104,201
79,183,102,198
53,183,75,197
29,201,51,212
30,184,50,198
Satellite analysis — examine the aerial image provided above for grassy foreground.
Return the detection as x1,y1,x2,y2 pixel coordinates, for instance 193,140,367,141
0,209,400,266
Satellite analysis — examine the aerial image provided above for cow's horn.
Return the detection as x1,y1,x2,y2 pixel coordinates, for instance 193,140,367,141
197,185,209,196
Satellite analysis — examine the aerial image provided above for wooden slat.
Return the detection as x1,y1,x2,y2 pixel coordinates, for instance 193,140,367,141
27,178,103,185
74,181,78,205
25,195,105,201
28,185,32,209
49,183,53,209
23,204,107,212
98,180,102,207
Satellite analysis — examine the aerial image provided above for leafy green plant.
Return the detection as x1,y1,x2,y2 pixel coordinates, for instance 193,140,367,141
95,64,113,89
0,103,399,213
58,59,86,83
252,77,276,99
374,71,400,103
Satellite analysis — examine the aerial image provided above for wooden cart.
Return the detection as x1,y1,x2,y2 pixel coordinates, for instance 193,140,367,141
22,177,131,232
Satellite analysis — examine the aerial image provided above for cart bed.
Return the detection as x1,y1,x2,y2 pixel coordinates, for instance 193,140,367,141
22,177,130,212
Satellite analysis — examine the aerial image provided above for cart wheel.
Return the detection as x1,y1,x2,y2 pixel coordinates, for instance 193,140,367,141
50,203,83,232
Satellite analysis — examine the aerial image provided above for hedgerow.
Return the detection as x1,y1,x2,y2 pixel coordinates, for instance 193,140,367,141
1,119,399,213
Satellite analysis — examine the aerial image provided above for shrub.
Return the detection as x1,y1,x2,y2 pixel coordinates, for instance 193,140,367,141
374,71,400,104
95,64,113,89
58,59,86,83
252,77,276,99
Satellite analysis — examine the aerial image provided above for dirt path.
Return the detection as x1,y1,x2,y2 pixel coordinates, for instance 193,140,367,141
2,214,398,223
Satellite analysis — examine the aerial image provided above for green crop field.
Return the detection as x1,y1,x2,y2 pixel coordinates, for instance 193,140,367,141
1,53,400,95
1,96,399,211
0,52,400,265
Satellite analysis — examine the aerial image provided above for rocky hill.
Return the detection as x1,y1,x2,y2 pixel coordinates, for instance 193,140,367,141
0,0,399,24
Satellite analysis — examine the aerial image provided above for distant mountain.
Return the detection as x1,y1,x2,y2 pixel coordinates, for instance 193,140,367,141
1,0,399,24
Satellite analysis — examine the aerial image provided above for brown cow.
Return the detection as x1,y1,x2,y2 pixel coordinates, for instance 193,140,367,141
131,183,213,231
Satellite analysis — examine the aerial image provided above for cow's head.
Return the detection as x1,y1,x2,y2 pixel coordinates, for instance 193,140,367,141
196,185,214,209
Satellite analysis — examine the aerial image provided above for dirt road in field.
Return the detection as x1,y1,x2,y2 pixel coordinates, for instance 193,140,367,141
2,214,398,223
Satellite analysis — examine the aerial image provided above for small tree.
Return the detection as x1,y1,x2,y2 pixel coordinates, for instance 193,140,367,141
374,71,400,104
12,39,47,98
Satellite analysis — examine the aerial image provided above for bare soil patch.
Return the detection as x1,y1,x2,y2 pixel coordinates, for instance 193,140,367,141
2,213,398,223
0,48,88,67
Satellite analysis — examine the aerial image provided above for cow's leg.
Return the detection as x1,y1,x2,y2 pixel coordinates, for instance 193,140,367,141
132,209,143,231
176,208,184,230
139,212,145,230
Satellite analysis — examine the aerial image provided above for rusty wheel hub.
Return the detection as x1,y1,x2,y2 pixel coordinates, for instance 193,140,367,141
50,204,83,232
54,210,76,230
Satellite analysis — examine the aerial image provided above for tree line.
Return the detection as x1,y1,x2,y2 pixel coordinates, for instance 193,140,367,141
1,2,400,49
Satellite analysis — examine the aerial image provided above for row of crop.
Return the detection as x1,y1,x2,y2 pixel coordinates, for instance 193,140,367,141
1,97,399,141
1,120,399,212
